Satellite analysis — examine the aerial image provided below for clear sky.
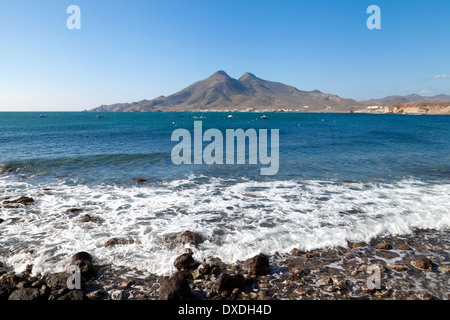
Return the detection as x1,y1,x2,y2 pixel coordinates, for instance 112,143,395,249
0,0,449,111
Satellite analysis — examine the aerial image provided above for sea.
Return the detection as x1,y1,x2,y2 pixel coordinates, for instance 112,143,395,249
0,112,449,276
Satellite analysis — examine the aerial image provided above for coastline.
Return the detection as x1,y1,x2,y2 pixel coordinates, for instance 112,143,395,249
1,228,449,300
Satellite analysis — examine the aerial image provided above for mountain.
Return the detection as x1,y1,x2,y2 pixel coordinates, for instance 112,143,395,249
90,71,360,112
362,94,450,105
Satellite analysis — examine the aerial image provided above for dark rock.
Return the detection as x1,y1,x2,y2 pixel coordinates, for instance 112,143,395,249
104,237,134,247
0,218,4,224
136,178,147,183
411,257,433,271
159,271,191,300
0,284,14,300
174,253,195,271
71,259,97,280
8,288,40,300
176,231,204,245
374,243,392,250
3,196,34,206
45,272,69,290
86,289,105,300
66,208,83,214
212,273,246,293
78,214,101,223
164,236,176,243
242,254,270,276
70,252,93,264
57,289,84,300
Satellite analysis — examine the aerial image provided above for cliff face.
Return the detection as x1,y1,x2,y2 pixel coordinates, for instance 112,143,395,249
384,102,450,115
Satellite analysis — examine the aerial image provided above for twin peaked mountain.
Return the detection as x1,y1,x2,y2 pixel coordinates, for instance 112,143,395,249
90,70,450,112
91,71,357,112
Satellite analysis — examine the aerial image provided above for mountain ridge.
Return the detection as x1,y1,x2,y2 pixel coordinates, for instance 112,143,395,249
90,71,450,112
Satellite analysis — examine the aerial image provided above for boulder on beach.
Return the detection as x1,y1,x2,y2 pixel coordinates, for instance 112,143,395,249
57,289,84,300
212,273,246,294
174,253,195,271
70,252,93,264
159,271,191,300
242,253,270,276
176,231,204,245
8,288,40,300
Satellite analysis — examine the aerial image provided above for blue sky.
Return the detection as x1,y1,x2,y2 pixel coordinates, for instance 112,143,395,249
0,0,449,111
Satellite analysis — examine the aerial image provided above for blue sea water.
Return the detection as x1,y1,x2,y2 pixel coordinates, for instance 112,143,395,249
0,112,449,184
0,112,449,275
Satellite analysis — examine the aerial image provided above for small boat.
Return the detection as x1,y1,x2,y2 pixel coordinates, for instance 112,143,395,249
261,115,268,119
228,115,236,119
40,114,47,118
96,115,104,118
193,115,206,120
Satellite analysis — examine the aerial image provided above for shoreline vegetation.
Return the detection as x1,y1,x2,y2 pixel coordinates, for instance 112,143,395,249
1,201,449,300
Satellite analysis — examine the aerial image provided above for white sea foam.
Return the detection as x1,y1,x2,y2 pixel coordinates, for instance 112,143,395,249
1,176,449,276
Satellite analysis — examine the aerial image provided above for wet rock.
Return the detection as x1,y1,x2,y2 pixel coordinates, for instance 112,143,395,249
283,268,305,284
242,254,270,276
438,265,450,273
71,259,96,280
3,196,34,206
159,271,191,300
395,243,411,250
358,263,386,275
348,241,367,249
164,236,176,243
8,288,40,300
58,290,84,300
70,252,92,264
387,263,409,272
290,248,305,256
45,272,69,290
181,248,194,256
136,178,147,183
412,292,433,300
104,237,135,247
331,276,347,290
198,263,211,275
176,231,204,245
86,290,105,300
109,290,124,300
0,284,14,300
293,287,310,296
0,218,4,224
118,280,135,289
411,257,433,271
19,249,35,254
174,253,195,271
374,243,392,250
317,277,331,286
78,214,102,223
66,208,83,214
212,273,246,294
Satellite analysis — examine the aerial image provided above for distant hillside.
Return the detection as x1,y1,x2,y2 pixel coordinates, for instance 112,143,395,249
353,101,450,115
361,94,450,106
90,71,360,112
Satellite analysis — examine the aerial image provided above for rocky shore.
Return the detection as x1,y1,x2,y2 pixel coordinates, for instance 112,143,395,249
1,224,449,300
